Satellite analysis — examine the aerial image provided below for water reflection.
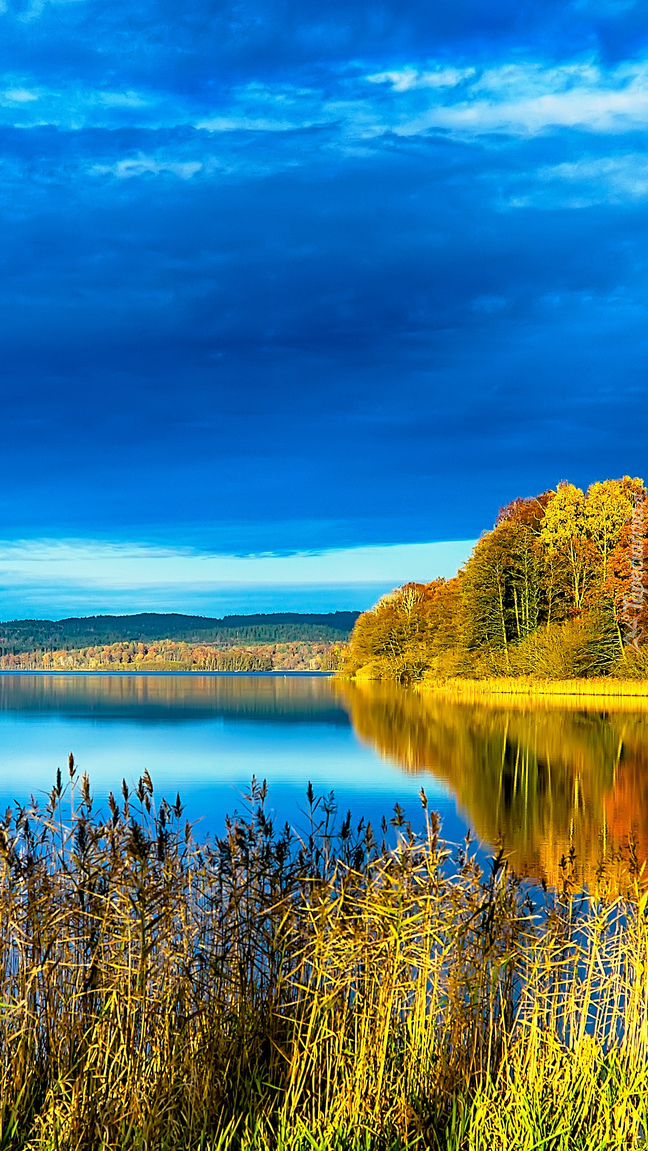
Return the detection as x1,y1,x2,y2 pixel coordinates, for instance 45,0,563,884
337,681,648,891
3,672,648,890
0,674,436,838
0,672,347,725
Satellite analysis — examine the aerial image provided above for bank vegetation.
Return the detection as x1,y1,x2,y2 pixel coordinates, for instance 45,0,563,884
341,476,648,684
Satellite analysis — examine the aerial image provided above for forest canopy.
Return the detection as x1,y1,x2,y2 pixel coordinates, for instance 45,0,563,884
0,612,359,657
342,477,648,682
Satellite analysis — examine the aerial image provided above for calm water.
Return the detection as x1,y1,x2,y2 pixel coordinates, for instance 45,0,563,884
1,671,648,887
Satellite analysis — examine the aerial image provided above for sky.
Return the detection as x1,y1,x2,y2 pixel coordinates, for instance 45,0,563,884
1,0,648,618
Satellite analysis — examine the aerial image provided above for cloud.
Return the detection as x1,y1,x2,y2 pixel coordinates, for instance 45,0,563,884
3,57,648,145
91,156,203,179
96,91,151,108
1,87,39,103
366,66,475,92
0,539,474,617
372,59,648,138
195,114,308,133
2,0,648,568
541,153,648,196
499,153,648,209
0,538,473,589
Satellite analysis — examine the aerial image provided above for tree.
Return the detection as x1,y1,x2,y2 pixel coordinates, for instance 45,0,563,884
585,478,638,589
496,494,552,639
462,530,515,670
342,578,461,682
540,483,593,612
601,477,648,653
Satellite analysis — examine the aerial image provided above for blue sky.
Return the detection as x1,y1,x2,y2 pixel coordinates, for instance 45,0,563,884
1,0,648,617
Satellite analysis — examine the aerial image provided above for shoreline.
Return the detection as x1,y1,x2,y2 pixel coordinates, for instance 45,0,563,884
0,668,334,678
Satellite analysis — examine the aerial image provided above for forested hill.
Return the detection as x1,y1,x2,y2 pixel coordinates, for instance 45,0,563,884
341,476,648,683
0,611,361,654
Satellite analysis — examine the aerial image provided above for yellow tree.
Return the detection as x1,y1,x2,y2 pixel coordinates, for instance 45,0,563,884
584,478,639,588
540,483,593,611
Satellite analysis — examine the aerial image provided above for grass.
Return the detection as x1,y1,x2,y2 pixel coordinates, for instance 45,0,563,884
0,761,646,1149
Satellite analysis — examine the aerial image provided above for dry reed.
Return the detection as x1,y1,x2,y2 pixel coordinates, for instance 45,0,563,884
0,759,646,1149
419,675,648,707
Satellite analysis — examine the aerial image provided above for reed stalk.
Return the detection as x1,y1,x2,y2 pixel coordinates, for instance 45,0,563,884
419,675,648,705
0,762,644,1148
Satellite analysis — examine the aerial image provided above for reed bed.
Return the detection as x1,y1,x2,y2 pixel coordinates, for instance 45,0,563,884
0,759,647,1149
419,675,648,708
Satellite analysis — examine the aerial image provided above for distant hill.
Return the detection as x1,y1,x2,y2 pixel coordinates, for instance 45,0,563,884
0,611,361,654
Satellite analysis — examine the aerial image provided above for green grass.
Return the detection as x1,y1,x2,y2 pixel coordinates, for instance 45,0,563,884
0,762,645,1149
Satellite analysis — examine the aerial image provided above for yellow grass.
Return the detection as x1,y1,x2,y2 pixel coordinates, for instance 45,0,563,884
418,675,648,708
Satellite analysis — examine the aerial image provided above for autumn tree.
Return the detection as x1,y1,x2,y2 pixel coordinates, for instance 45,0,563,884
461,530,514,670
341,474,648,683
496,494,553,637
539,483,594,612
601,477,648,653
342,578,461,682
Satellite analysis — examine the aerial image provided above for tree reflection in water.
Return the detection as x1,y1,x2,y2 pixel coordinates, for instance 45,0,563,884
337,681,648,893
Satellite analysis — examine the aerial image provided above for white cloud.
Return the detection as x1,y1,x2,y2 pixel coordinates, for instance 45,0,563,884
4,56,648,148
470,61,602,97
0,78,174,131
541,154,648,197
366,66,474,92
364,58,648,139
196,115,304,133
0,538,474,595
196,81,329,134
0,538,476,616
440,88,648,135
91,157,203,179
1,88,39,103
96,91,151,109
499,152,648,210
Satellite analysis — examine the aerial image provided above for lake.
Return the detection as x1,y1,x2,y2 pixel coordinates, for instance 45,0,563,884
1,671,647,888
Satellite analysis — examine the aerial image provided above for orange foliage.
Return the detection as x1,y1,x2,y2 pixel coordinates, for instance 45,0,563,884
0,640,339,673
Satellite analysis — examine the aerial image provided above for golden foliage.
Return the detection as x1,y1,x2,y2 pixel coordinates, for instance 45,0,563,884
342,476,648,683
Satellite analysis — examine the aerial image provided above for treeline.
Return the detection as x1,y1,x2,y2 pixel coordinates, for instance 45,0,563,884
343,476,648,682
0,640,344,673
0,611,360,656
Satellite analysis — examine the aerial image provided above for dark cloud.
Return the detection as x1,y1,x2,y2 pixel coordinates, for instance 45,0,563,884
2,0,647,83
0,0,647,563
